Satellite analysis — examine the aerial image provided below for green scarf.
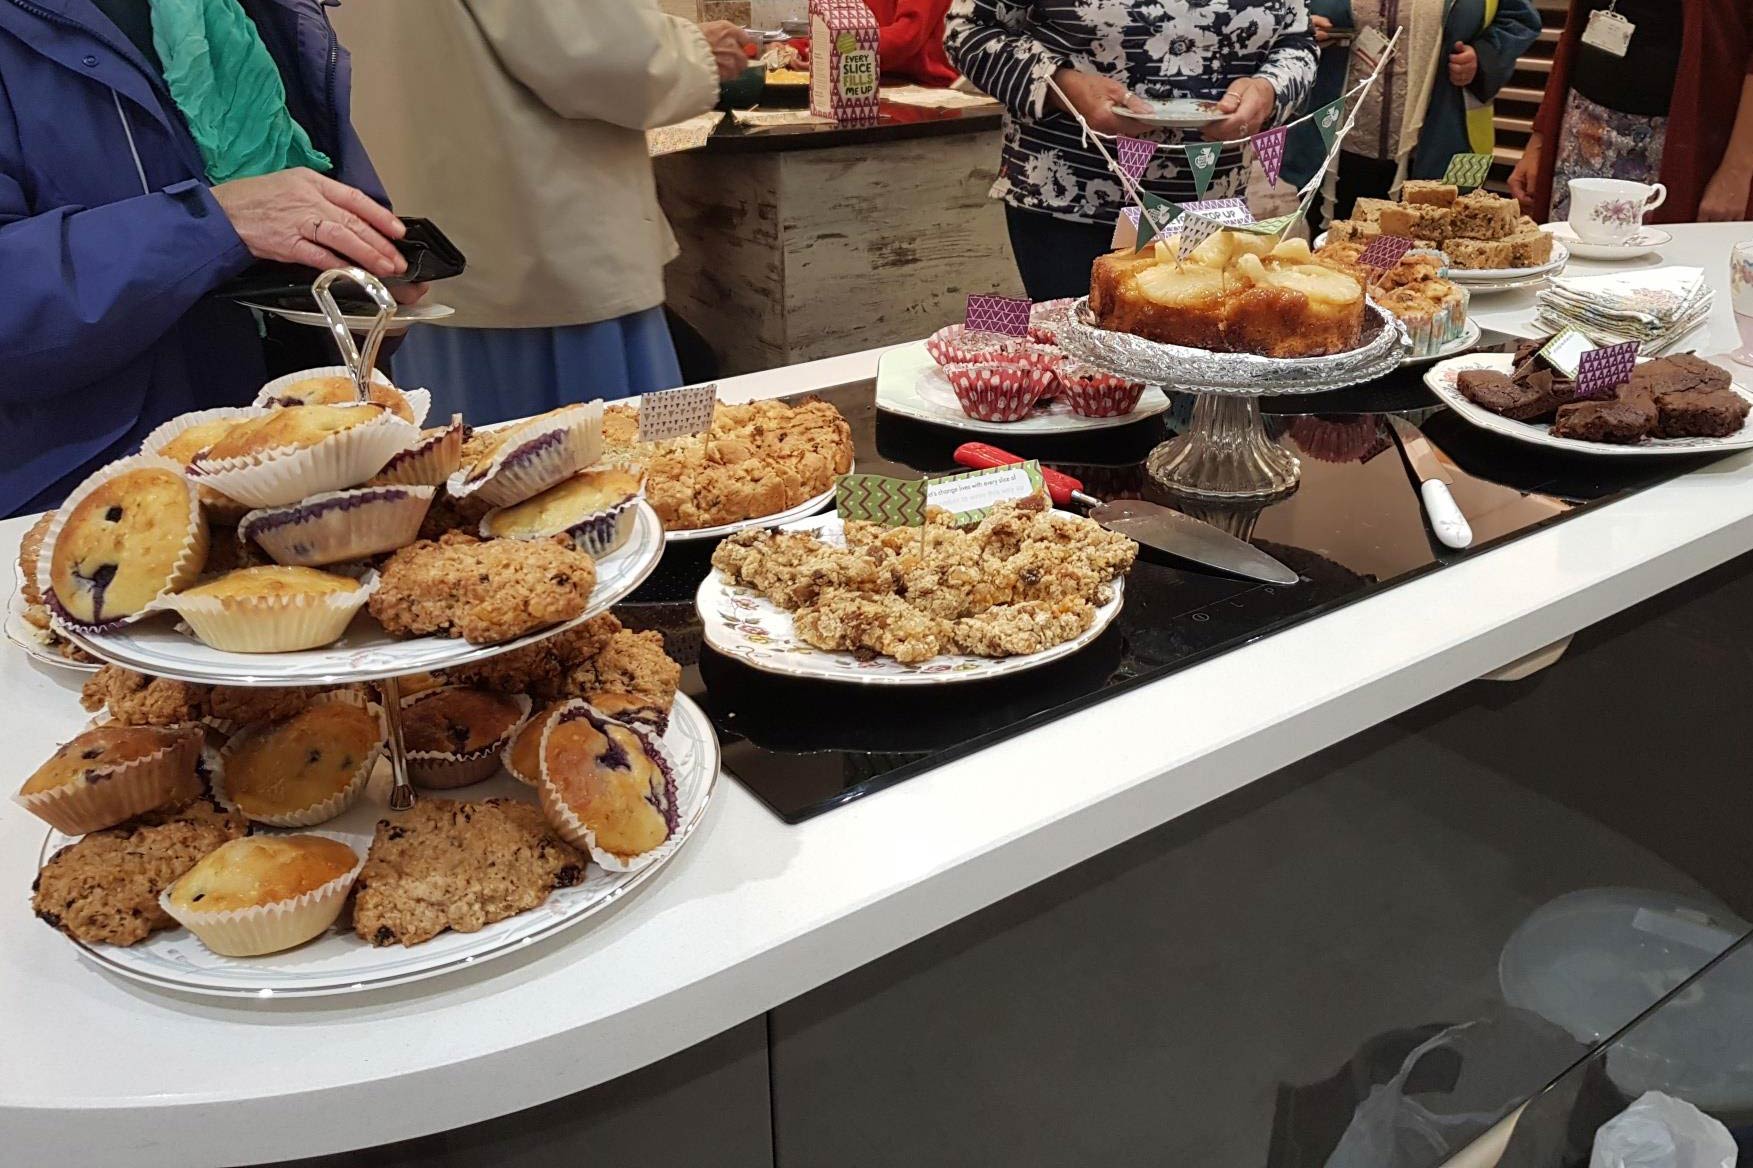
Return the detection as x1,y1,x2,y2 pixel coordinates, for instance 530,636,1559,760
149,0,332,183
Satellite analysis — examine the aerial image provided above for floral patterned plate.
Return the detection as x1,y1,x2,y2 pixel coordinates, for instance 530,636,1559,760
696,514,1127,685
1425,353,1753,457
57,501,666,687
38,693,719,999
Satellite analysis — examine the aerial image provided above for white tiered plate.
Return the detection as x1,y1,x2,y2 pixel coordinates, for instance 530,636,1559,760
1401,318,1482,367
59,500,665,685
697,514,1125,685
875,343,1172,435
1313,233,1570,291
1425,353,1753,456
6,571,100,673
39,693,719,999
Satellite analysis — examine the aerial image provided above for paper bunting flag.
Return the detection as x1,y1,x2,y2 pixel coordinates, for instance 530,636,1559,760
1113,205,1143,249
965,294,1031,337
1442,152,1494,191
1573,341,1640,400
836,473,927,528
1228,212,1300,236
1535,326,1596,378
1116,135,1159,181
1313,98,1346,149
1182,141,1221,199
1134,192,1182,253
637,382,718,442
1179,196,1254,226
1176,210,1225,260
1357,234,1415,274
1252,126,1288,188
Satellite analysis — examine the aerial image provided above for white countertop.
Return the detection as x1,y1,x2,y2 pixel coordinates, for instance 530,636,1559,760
4,223,1751,1166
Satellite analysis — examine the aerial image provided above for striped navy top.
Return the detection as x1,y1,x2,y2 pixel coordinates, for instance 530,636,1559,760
945,0,1317,223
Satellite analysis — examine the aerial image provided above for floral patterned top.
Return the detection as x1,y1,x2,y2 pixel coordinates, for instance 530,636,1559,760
945,0,1318,223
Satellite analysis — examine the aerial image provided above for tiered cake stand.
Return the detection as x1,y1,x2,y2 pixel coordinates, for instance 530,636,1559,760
1058,300,1407,500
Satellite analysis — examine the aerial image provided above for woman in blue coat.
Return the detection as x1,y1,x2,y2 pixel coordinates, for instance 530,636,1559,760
1282,0,1542,225
0,0,412,518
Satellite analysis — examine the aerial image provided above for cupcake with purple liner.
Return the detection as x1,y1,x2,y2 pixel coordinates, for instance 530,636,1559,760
160,834,365,956
370,416,465,487
1055,361,1146,418
447,400,605,509
215,693,384,827
400,686,532,789
239,485,434,567
255,366,431,427
40,453,209,633
160,565,375,653
15,724,202,835
944,363,1056,422
536,699,678,872
190,403,420,509
502,700,566,787
478,466,643,557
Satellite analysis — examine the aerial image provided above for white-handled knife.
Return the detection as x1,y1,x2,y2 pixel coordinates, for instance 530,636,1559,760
1388,415,1474,550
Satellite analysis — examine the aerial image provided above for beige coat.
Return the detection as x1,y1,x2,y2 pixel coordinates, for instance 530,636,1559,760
332,0,719,329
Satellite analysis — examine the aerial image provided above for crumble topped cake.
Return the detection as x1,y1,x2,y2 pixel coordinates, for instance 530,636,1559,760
599,397,854,531
710,499,1136,665
1326,184,1554,271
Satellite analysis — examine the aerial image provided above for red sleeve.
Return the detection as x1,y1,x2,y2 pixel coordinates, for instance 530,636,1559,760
877,0,946,65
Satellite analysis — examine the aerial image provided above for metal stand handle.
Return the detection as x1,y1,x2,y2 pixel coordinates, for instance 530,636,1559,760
311,268,397,403
377,674,417,811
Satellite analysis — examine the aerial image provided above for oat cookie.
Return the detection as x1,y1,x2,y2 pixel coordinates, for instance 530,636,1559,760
369,531,596,645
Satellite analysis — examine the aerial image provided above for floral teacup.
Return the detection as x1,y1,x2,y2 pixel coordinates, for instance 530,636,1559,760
1568,178,1667,245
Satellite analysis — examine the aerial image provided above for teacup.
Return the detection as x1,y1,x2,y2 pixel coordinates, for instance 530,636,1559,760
1568,178,1666,245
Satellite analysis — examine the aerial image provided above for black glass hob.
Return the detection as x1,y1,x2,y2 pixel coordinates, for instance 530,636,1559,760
618,336,1725,823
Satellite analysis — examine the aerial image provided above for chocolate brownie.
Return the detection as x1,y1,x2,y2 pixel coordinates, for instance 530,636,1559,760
351,797,586,946
1552,395,1657,444
32,797,247,946
1458,368,1569,422
1654,386,1751,438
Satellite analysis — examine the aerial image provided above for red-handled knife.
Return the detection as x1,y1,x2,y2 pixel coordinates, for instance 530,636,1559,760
953,443,1299,586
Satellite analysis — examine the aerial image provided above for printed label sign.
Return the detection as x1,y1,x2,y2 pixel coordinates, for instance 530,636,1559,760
1536,326,1597,379
638,382,718,442
1442,152,1494,191
1574,341,1639,400
926,461,1045,526
1179,197,1254,226
965,294,1031,337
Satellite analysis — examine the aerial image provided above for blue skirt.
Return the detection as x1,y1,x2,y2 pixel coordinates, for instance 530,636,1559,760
390,308,683,426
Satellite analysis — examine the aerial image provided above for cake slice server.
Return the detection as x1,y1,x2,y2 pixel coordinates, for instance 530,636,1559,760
951,443,1299,586
1388,416,1474,550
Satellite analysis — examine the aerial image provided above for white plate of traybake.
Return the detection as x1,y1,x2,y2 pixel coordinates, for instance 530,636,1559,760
875,343,1172,436
1424,352,1753,457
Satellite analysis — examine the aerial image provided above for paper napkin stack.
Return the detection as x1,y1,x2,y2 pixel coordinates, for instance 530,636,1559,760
1535,267,1713,355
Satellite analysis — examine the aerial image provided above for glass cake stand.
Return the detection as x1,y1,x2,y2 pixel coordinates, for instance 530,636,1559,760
1058,300,1408,500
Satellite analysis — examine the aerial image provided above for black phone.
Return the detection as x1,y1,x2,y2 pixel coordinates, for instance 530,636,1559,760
214,216,466,311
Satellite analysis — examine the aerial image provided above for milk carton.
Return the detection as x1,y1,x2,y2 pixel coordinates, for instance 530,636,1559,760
809,0,880,125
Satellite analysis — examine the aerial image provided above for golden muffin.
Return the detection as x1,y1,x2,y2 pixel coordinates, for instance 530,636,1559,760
538,702,676,863
480,466,642,555
157,418,249,466
48,464,206,626
161,835,361,956
181,565,360,601
17,724,202,835
264,375,417,423
404,688,527,755
220,702,383,825
502,701,566,786
201,404,386,463
168,566,371,653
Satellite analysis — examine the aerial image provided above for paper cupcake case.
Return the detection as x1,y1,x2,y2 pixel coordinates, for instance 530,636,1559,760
212,693,385,827
945,363,1057,422
239,486,434,567
140,406,271,463
480,484,644,558
13,727,202,835
37,453,210,635
1055,363,1147,418
501,704,565,787
159,571,377,653
256,366,432,429
447,400,605,509
158,834,366,958
535,701,680,874
400,689,533,789
189,411,421,509
371,416,465,487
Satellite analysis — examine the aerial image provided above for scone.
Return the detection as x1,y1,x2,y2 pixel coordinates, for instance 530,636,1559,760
164,565,374,652
370,531,596,645
44,457,208,627
537,700,677,868
401,686,531,788
16,724,202,834
352,797,586,946
480,467,644,557
32,797,248,946
218,698,384,825
161,834,362,956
